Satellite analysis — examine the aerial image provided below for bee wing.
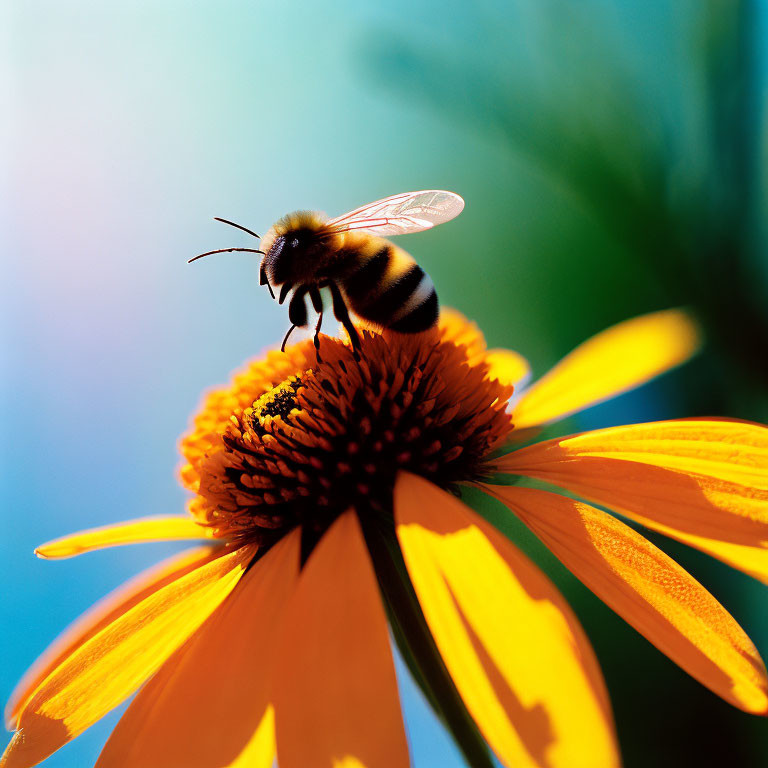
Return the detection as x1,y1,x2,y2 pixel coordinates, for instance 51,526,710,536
323,190,464,236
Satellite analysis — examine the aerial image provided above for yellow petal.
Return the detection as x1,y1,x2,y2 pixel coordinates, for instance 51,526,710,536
395,472,618,768
486,485,768,714
273,511,410,768
438,309,487,359
2,545,255,768
512,309,701,428
485,349,531,389
5,546,220,729
227,707,275,768
96,531,299,768
35,516,209,559
512,418,768,487
495,420,768,582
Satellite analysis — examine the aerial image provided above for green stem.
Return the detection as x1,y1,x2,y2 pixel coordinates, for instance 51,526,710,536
360,513,495,768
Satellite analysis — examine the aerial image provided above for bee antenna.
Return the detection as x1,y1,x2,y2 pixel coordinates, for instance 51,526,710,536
188,247,265,264
214,217,261,239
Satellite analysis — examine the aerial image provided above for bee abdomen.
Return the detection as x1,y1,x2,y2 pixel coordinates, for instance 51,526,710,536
387,277,439,333
360,263,425,326
341,242,438,333
341,244,392,301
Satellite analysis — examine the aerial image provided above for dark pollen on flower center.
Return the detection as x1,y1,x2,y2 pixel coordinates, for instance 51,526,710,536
248,376,304,437
193,333,514,549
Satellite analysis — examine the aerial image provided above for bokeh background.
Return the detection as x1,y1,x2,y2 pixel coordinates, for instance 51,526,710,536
3,0,768,765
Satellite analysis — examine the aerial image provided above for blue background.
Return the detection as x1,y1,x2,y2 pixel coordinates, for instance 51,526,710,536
3,1,768,765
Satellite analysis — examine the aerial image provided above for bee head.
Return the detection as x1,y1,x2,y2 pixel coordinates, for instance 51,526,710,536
261,210,328,286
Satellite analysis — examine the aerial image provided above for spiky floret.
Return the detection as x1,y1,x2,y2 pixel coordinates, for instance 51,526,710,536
180,313,515,546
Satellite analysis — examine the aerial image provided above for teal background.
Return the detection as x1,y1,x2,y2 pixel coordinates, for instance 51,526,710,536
2,1,767,765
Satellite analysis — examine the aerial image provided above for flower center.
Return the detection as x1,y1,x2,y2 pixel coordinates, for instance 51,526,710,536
248,376,304,435
189,331,514,546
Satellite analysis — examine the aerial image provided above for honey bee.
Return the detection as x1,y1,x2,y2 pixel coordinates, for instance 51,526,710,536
191,190,464,354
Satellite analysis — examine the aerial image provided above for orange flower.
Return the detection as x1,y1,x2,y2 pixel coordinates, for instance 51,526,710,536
4,308,768,768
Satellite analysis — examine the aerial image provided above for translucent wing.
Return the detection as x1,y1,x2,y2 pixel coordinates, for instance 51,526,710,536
323,190,464,236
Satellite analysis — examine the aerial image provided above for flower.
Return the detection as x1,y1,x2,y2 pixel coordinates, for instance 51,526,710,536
4,308,768,768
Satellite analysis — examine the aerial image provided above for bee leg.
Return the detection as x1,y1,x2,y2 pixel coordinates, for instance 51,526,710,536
281,289,309,353
307,286,325,361
278,283,293,305
281,324,297,352
309,285,324,315
313,311,324,363
260,264,275,299
288,288,308,327
329,282,361,356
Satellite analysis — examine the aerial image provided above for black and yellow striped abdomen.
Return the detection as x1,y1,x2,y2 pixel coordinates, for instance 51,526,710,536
338,236,438,333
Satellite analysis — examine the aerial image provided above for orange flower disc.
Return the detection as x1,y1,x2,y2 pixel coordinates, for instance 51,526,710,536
180,317,515,546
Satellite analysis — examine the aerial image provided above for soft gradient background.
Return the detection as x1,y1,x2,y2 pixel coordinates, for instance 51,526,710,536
3,1,768,765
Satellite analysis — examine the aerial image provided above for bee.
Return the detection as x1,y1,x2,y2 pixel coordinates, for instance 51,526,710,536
191,190,464,354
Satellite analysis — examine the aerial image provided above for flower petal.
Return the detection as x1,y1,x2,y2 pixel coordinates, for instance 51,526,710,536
486,485,768,714
485,349,531,390
34,517,209,559
494,420,768,582
438,309,487,359
2,545,255,768
95,531,299,768
273,511,409,768
226,707,275,768
395,472,618,768
5,546,220,729
512,309,701,428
